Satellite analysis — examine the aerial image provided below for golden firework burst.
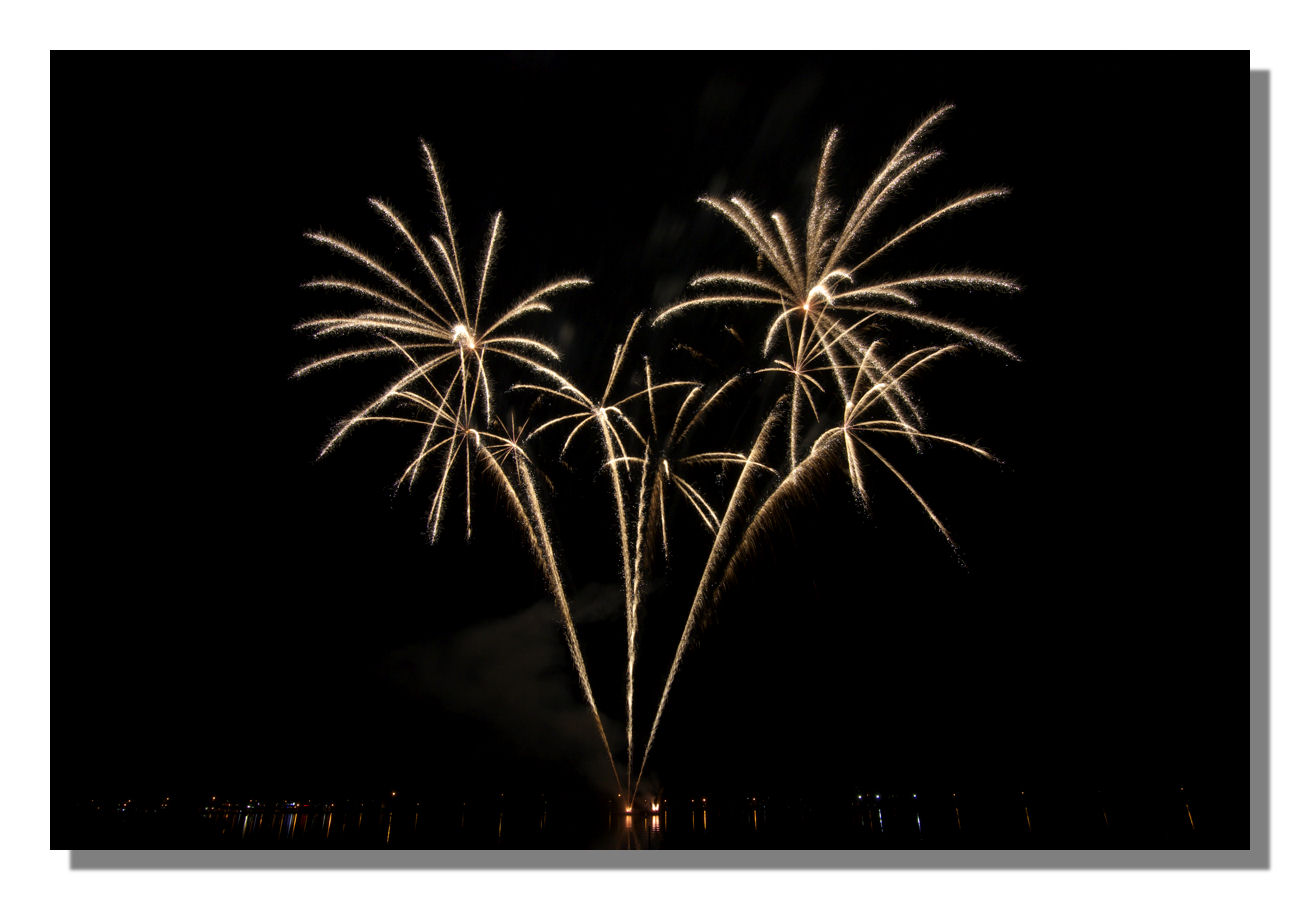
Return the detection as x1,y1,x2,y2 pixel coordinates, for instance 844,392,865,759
297,144,620,793
296,140,588,539
654,106,1018,470
635,108,1015,792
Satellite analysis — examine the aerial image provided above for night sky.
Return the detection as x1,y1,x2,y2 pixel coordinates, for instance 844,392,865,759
53,52,1244,815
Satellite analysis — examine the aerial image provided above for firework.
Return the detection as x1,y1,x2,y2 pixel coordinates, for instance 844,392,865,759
298,109,1015,801
297,140,588,540
298,144,621,792
653,106,1018,469
617,367,772,797
520,317,697,794
634,109,1015,788
616,373,760,561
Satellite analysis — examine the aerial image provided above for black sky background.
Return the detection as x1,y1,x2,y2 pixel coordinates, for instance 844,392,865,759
53,52,1244,812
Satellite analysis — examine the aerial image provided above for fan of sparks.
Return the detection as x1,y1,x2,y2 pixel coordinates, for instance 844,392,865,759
653,104,1018,470
295,142,623,789
295,140,588,540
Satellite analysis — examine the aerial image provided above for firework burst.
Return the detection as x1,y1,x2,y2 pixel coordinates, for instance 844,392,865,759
653,105,1018,469
635,109,1015,790
297,144,620,792
296,140,588,540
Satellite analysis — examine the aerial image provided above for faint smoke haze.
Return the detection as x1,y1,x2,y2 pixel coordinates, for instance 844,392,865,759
389,583,622,790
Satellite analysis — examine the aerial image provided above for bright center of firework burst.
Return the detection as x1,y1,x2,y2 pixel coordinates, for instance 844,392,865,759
451,323,475,349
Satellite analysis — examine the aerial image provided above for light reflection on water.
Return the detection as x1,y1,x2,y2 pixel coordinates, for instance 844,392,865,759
186,787,1210,849
207,802,828,847
206,805,419,846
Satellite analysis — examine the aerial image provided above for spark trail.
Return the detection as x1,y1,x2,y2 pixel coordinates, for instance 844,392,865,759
615,371,755,799
476,429,623,791
634,398,788,795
